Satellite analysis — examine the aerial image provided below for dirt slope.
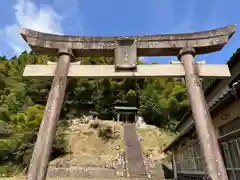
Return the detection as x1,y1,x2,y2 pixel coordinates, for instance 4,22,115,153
49,119,176,168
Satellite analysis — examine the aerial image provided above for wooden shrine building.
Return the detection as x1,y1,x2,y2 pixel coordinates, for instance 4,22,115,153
114,106,138,123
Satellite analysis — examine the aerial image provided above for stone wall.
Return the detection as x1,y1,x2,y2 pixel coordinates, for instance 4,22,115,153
47,153,126,178
47,166,117,179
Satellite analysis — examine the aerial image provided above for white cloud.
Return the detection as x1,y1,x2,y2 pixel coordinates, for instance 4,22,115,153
1,0,63,56
138,57,152,64
138,57,145,61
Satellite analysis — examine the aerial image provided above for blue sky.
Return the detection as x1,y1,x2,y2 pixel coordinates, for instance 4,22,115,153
0,0,239,64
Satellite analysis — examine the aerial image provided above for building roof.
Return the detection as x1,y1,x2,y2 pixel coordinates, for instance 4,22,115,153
89,111,99,115
114,106,138,111
174,48,240,132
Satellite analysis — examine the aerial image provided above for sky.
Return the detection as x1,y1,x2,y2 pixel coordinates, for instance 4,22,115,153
0,0,239,64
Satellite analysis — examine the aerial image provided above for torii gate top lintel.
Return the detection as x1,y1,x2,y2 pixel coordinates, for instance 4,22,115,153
20,24,236,57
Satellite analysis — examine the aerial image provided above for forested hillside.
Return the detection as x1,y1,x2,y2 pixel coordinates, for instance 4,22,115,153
0,51,188,175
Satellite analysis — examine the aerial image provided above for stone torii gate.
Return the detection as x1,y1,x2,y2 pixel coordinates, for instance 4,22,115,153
20,24,236,180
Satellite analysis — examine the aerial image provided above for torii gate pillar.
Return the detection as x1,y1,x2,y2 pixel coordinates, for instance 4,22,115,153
178,47,228,180
26,49,73,180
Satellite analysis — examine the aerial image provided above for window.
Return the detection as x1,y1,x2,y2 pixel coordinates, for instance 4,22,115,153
175,152,183,172
220,138,240,180
192,142,206,172
174,141,206,174
174,116,240,177
219,118,240,180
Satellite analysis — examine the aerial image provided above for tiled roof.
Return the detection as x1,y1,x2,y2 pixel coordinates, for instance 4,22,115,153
114,106,138,110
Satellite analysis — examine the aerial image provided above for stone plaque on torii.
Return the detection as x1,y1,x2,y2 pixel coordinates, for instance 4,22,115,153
20,24,236,180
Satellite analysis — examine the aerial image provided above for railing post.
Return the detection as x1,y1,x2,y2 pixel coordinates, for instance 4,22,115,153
178,47,228,180
26,49,73,180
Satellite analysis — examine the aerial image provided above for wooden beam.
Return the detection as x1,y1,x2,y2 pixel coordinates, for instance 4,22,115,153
23,64,231,78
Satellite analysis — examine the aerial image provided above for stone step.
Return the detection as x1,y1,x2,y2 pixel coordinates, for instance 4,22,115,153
123,123,148,178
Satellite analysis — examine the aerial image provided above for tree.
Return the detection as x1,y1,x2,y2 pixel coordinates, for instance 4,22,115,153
0,52,189,175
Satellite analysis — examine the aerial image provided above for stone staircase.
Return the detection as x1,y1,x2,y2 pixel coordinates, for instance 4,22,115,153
123,123,148,179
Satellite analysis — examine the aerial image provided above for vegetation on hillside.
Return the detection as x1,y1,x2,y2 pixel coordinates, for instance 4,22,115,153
0,51,188,176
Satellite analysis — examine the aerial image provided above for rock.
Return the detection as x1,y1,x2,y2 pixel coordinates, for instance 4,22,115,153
136,116,147,129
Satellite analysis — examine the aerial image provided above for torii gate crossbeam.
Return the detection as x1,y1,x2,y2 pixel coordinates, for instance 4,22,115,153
20,24,236,180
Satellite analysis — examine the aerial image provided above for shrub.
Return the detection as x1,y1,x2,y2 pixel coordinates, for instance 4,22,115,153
0,163,21,177
97,125,113,140
0,107,10,122
89,120,100,129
